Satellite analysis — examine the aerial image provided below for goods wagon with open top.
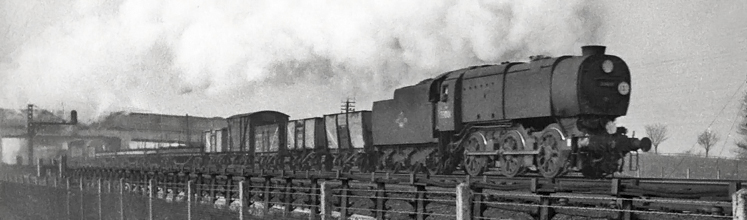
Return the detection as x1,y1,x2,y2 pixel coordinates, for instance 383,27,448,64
226,111,289,170
324,111,374,172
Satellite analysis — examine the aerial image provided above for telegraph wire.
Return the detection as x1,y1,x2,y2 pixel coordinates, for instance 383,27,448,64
714,98,744,169
632,47,747,70
666,75,747,177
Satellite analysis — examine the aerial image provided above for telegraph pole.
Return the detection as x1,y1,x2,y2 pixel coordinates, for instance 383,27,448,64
26,104,34,166
185,114,190,147
340,98,355,151
340,98,355,114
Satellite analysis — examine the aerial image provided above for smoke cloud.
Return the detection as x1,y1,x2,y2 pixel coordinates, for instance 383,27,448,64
0,0,604,121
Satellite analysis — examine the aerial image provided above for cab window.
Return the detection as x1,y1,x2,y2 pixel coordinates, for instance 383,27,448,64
441,86,449,102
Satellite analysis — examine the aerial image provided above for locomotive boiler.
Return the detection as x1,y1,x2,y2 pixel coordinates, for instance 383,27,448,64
373,45,652,178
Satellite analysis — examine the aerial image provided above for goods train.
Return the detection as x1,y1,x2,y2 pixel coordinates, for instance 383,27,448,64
67,45,652,178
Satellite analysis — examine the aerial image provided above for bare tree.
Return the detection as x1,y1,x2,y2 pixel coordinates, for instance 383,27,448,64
645,123,669,154
734,143,747,159
697,129,719,157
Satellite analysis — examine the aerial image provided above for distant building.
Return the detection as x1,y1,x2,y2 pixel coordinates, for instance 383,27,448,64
81,112,226,150
0,109,227,165
1,135,120,165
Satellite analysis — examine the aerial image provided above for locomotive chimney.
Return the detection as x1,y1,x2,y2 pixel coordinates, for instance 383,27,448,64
581,45,606,56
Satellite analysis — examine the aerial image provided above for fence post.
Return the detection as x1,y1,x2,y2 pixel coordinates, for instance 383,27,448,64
148,179,154,220
187,180,193,220
98,178,103,220
413,184,429,220
718,170,721,179
320,182,331,220
284,177,293,216
374,182,387,220
119,178,124,220
472,187,485,219
456,182,471,220
538,195,555,220
733,188,747,220
263,176,272,214
0,175,3,207
66,177,71,220
47,176,55,219
79,177,84,220
58,158,64,178
37,158,42,177
686,168,690,179
239,180,246,220
340,179,350,219
194,174,202,206
309,178,320,220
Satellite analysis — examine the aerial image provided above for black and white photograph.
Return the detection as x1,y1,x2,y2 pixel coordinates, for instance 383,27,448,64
0,0,746,219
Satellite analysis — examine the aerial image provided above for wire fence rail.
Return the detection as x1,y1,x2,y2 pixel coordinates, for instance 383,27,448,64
1,173,746,220
0,174,307,220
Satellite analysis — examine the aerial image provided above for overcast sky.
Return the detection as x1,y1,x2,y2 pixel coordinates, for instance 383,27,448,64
605,1,747,157
1,0,746,157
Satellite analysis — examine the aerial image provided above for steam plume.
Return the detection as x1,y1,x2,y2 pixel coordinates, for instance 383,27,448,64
0,0,604,121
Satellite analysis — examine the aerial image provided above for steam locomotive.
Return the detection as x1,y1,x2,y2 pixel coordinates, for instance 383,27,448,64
68,45,651,178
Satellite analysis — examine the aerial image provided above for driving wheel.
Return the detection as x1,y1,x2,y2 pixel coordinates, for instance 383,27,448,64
425,149,446,175
462,132,490,176
499,131,526,178
536,125,569,178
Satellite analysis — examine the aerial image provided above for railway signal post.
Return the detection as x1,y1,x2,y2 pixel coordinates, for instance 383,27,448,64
26,104,77,176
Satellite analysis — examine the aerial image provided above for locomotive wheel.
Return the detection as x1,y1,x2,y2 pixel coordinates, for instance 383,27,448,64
341,153,359,173
380,150,397,171
299,154,310,171
268,156,277,170
499,131,526,178
357,153,375,173
276,156,285,170
301,152,317,171
333,153,342,168
425,150,446,176
462,132,490,177
393,162,403,173
285,154,295,170
357,157,371,173
323,153,334,171
341,163,353,173
536,125,569,178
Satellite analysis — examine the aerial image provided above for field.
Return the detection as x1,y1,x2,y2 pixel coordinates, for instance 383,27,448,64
619,153,747,179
